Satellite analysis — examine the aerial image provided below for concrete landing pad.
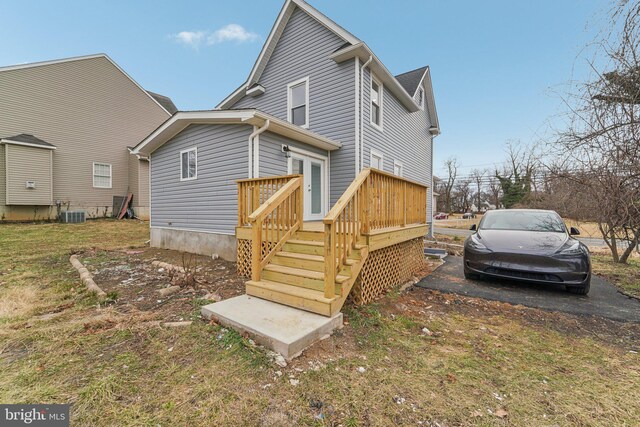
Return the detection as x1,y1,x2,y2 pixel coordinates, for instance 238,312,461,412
201,295,343,359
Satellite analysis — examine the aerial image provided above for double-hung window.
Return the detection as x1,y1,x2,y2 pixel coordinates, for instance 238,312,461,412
370,75,383,130
287,77,309,128
180,147,197,181
93,162,112,188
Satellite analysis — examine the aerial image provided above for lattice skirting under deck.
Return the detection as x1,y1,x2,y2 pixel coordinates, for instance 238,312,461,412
236,239,276,278
348,237,427,305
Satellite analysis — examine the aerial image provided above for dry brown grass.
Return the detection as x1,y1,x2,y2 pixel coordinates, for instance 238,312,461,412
0,220,638,426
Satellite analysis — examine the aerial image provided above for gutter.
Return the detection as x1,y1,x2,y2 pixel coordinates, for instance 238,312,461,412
359,55,373,172
248,119,270,178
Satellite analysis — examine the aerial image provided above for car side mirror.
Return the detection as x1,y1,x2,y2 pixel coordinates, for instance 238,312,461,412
469,224,477,231
569,226,580,236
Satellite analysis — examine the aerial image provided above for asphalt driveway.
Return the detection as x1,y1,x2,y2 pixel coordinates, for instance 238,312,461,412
416,256,640,323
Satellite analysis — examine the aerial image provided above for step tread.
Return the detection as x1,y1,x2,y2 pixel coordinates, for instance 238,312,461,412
287,239,324,247
263,264,350,283
275,251,357,265
246,280,338,303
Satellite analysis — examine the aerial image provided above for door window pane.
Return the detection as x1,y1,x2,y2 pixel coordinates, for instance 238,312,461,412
292,158,304,175
311,162,321,214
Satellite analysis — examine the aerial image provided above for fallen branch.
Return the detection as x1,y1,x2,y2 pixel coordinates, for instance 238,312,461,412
151,260,185,274
69,255,106,298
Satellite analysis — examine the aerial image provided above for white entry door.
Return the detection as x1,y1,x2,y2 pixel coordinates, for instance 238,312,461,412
289,152,326,221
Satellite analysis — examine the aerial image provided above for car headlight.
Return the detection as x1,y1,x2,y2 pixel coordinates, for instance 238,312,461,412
466,234,491,252
555,241,587,256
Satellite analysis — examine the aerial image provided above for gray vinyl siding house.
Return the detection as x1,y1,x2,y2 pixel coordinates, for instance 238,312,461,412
133,0,439,260
0,54,175,220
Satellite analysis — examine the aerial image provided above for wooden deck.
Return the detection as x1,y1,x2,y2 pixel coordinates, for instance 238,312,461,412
235,169,429,316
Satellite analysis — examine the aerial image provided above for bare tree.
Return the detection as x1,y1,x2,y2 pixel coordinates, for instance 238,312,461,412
470,169,485,210
442,157,459,213
495,140,538,208
550,0,640,263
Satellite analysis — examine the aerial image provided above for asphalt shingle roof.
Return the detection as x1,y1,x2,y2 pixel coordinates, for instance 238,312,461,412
2,133,56,148
394,66,428,96
147,91,178,114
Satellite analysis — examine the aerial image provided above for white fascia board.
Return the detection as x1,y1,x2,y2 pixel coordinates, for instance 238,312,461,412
0,139,56,150
246,84,266,97
422,68,440,135
133,109,341,156
330,43,419,113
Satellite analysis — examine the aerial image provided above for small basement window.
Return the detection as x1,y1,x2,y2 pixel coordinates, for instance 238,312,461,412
180,147,197,181
370,75,383,130
370,149,384,170
287,77,309,128
93,162,112,188
393,160,403,177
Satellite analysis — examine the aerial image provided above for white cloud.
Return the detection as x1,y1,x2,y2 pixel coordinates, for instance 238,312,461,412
171,24,258,49
173,31,206,48
207,24,259,44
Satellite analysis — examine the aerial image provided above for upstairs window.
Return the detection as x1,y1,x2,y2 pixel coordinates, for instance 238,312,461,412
93,162,112,188
370,149,384,170
287,77,309,128
370,75,383,130
417,87,424,109
180,147,197,181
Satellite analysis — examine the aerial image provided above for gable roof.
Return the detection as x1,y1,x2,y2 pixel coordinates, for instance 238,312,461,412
147,91,178,114
216,0,425,113
1,134,56,149
132,109,342,156
0,54,173,116
395,66,429,96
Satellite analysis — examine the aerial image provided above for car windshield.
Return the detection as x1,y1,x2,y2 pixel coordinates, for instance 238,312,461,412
479,211,566,233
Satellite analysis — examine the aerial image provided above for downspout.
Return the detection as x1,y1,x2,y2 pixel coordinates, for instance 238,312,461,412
359,55,373,171
248,119,270,178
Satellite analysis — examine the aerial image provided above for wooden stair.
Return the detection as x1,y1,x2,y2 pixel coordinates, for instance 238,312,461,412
245,228,368,316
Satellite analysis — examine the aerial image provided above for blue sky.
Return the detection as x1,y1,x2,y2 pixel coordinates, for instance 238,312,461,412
0,0,607,177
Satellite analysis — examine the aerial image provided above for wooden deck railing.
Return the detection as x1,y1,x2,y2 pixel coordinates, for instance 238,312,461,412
239,175,303,282
237,175,297,227
323,168,428,298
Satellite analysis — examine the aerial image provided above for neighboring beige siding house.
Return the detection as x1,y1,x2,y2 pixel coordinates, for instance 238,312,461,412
0,54,176,221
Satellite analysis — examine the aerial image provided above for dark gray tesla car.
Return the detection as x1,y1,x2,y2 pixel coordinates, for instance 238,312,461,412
463,209,591,294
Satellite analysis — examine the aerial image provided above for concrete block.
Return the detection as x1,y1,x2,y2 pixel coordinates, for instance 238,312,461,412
150,227,237,261
201,295,343,359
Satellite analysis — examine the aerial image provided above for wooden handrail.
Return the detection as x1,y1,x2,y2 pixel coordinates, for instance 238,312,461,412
244,175,303,282
237,174,302,227
249,178,302,223
323,168,428,299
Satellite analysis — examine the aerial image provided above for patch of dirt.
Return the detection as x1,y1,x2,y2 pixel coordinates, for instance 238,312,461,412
79,247,246,322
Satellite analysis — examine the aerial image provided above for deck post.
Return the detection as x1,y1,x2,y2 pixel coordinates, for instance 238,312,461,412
402,181,407,226
324,223,336,298
251,220,262,281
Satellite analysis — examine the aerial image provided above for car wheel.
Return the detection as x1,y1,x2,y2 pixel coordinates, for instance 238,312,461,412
567,276,591,295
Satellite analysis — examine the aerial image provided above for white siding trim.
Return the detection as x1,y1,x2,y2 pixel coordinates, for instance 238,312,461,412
354,56,360,174
0,139,56,150
253,134,260,178
92,162,112,189
179,147,198,181
286,76,310,129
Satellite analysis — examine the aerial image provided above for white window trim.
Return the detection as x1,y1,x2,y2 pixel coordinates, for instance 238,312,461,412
370,148,384,171
370,73,384,131
393,160,404,177
287,76,310,129
92,162,112,189
180,147,198,181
